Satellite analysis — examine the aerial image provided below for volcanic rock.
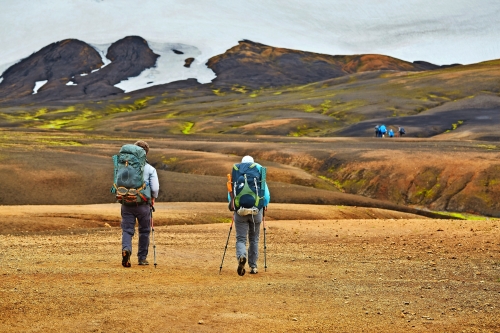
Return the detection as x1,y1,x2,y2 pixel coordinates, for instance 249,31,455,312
206,40,443,88
0,36,159,103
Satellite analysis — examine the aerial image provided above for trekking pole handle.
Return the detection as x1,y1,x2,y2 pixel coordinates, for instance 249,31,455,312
226,174,232,192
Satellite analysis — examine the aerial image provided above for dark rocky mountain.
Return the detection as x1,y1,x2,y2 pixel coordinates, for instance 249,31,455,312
206,40,457,88
412,60,461,70
0,37,456,104
0,39,103,102
0,36,158,104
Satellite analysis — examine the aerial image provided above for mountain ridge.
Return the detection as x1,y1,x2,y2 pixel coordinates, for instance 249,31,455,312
0,37,461,104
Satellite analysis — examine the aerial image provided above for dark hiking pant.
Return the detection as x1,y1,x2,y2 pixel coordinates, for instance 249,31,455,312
121,203,151,261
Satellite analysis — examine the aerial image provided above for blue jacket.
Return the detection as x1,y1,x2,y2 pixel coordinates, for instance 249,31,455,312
228,162,271,207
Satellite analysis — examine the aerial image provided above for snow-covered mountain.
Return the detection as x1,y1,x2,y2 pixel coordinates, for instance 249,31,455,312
0,36,462,104
1,0,499,76
1,0,499,102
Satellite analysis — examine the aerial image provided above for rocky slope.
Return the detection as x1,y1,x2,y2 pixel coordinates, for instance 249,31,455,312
207,40,456,88
0,36,159,103
0,37,456,104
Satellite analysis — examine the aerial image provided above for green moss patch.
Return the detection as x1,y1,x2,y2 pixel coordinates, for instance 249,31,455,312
181,122,194,134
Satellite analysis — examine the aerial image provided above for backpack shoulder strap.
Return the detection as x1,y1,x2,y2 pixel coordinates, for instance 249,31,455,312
260,166,266,184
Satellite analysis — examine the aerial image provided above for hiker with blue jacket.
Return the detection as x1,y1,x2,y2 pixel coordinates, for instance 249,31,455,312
379,124,387,137
229,155,270,276
112,140,159,267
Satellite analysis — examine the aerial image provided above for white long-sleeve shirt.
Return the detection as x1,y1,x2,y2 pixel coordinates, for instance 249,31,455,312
144,163,159,198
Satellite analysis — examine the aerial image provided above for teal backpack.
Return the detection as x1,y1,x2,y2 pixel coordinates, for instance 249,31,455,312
111,144,151,204
232,163,266,210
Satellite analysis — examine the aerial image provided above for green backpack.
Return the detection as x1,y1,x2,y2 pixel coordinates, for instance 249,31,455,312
111,144,151,204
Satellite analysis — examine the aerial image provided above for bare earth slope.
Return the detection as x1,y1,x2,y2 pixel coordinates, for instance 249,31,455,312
1,130,498,217
0,203,499,333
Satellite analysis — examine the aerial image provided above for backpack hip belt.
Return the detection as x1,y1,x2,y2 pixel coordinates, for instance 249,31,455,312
113,182,148,203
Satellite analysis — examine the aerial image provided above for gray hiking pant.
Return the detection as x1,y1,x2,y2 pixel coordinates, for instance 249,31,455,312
121,203,151,261
234,208,263,268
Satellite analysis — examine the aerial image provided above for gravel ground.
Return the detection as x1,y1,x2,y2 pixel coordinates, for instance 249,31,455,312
1,204,499,332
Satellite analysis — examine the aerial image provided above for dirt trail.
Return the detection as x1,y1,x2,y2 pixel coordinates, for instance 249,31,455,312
1,204,499,332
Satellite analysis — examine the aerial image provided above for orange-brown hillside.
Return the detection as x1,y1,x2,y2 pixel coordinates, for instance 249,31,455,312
206,40,448,88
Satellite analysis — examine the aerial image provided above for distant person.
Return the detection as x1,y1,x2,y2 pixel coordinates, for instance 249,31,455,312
228,155,270,275
375,125,380,137
379,124,387,137
112,140,160,267
399,127,406,137
388,129,394,137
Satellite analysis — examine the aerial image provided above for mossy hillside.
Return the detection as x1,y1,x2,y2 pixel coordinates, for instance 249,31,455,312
2,60,500,137
0,130,90,148
308,156,500,217
325,169,375,194
0,96,159,130
431,211,496,220
405,167,444,205
446,165,500,213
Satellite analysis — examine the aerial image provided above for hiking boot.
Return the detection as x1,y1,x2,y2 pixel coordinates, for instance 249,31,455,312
122,250,131,267
250,267,258,274
237,256,246,276
138,259,149,266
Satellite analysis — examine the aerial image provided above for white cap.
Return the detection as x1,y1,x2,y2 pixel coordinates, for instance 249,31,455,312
241,155,254,163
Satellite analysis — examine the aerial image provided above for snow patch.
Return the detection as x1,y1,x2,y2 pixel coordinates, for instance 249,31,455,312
0,77,3,85
90,43,112,69
114,42,216,93
33,80,48,94
66,81,77,86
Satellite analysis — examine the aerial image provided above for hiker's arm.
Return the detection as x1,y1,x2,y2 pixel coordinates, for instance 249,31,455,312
256,163,271,207
263,182,270,207
149,167,160,198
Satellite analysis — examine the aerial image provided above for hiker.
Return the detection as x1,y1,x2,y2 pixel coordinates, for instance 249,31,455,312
399,126,406,137
374,125,380,137
229,155,270,276
388,128,394,137
379,124,387,137
113,140,159,267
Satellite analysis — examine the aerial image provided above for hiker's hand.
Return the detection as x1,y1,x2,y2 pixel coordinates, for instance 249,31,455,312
151,198,155,206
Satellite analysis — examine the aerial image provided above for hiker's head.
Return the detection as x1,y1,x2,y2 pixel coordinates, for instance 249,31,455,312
134,140,150,154
241,155,254,163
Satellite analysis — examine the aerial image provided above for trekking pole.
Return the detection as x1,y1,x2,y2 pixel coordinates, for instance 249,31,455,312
219,213,234,274
259,167,268,272
219,173,235,274
263,207,267,272
151,205,157,268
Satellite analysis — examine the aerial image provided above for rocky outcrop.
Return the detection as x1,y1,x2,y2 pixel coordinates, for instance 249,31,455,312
206,40,446,88
0,36,159,103
0,39,103,102
0,37,459,103
413,60,461,70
